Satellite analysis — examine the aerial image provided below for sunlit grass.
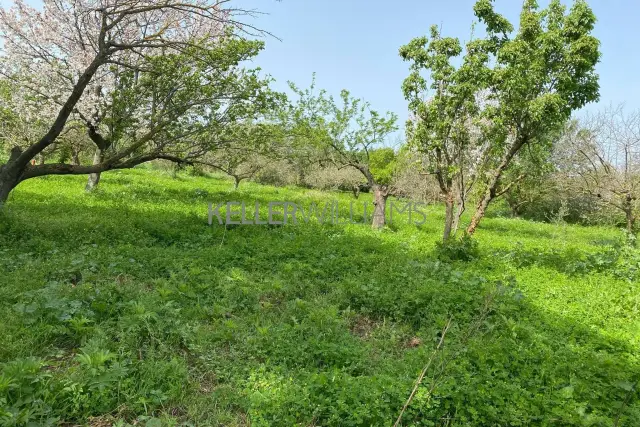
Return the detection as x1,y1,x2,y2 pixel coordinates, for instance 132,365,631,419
0,167,638,426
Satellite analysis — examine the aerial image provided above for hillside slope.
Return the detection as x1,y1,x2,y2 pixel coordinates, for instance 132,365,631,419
1,169,638,426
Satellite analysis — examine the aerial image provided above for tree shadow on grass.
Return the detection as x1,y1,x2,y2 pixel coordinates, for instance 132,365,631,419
1,182,639,426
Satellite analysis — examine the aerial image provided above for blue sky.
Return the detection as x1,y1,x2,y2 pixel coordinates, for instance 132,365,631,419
236,0,639,139
6,0,639,140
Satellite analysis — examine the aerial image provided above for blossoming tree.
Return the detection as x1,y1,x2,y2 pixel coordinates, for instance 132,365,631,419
0,0,275,205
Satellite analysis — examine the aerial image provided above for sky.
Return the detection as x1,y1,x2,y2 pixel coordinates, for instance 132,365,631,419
4,0,639,140
234,0,640,139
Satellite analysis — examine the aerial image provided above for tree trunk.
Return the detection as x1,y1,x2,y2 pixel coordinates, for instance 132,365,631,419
443,192,455,242
38,154,45,166
467,139,526,235
371,185,388,229
85,148,103,192
352,185,361,199
452,192,466,236
0,174,17,207
72,150,80,166
467,193,490,235
233,176,241,190
0,55,107,205
626,211,635,234
624,194,635,233
0,148,25,207
508,199,521,218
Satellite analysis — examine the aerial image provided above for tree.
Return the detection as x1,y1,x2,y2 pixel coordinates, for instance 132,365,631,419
0,0,271,207
197,121,284,190
464,0,601,234
0,79,52,164
501,143,555,218
287,78,398,229
400,25,487,242
560,108,640,233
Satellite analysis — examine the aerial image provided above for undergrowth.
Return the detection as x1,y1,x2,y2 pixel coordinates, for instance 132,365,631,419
0,169,638,426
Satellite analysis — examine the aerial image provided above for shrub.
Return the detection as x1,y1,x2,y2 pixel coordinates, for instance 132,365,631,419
435,234,480,262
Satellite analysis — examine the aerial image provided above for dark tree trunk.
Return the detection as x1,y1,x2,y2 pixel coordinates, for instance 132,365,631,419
0,148,24,207
85,148,104,192
467,192,491,235
233,176,241,190
0,174,17,207
0,55,106,206
352,185,360,199
507,197,520,218
371,185,388,229
467,139,526,235
72,150,80,166
443,192,455,242
16,54,105,171
624,194,636,233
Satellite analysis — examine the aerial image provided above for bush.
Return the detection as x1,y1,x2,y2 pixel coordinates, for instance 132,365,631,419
303,164,366,193
435,234,480,262
254,160,297,187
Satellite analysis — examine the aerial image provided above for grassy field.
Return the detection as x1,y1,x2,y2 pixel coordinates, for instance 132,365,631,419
0,168,639,426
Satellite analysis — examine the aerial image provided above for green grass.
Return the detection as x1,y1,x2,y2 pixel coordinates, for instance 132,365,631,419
0,168,639,426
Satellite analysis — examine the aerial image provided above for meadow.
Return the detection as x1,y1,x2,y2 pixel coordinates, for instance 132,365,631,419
0,168,639,426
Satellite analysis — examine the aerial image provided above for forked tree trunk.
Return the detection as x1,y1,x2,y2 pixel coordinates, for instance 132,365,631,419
443,192,455,242
467,139,526,235
0,56,107,204
371,184,388,229
85,148,104,191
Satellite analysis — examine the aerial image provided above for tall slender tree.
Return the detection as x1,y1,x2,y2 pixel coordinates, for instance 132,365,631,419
401,25,488,241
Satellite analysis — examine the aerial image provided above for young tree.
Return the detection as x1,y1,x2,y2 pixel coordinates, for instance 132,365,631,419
0,0,270,206
464,0,601,234
400,25,487,242
287,78,398,229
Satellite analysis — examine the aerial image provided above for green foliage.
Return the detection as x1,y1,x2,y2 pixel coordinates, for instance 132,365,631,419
401,0,602,236
400,25,484,170
368,148,397,186
435,234,480,261
286,75,398,187
476,0,601,150
1,170,639,425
